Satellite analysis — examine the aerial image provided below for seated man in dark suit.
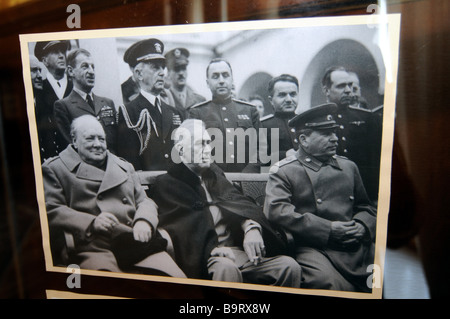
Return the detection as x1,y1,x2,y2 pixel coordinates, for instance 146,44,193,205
150,119,301,287
264,103,377,292
42,115,184,277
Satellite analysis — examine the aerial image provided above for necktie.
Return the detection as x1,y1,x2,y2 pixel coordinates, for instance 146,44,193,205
86,95,95,112
152,97,162,125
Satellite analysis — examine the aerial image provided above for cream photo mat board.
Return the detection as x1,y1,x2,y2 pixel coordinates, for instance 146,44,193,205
20,14,400,299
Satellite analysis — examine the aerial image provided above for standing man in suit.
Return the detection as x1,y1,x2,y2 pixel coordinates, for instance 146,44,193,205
54,48,118,153
34,40,73,162
30,55,45,92
164,48,206,118
116,38,183,171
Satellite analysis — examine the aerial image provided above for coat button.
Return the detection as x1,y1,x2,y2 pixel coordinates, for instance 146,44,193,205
305,157,311,162
122,197,128,204
224,118,229,122
349,196,354,201
316,198,322,204
222,107,227,111
98,194,103,200
164,154,169,158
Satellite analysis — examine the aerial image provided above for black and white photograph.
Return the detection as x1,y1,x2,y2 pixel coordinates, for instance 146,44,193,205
20,14,400,299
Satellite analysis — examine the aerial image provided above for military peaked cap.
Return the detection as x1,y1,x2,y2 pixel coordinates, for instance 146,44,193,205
123,38,165,67
34,40,71,61
165,48,189,69
289,103,340,130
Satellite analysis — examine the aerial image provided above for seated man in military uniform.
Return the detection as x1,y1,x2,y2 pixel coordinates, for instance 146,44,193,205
264,103,377,292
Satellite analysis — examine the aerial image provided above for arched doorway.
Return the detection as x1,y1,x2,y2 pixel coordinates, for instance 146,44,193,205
237,72,274,116
300,39,384,112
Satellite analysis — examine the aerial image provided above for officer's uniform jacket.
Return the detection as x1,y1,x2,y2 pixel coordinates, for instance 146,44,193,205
167,85,206,119
264,147,377,290
53,90,118,153
334,105,382,201
121,76,175,106
116,93,183,171
35,78,73,162
42,145,159,272
188,97,262,173
260,111,299,163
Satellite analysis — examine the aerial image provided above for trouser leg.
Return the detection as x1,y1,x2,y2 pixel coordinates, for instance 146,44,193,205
207,256,243,282
295,247,356,291
236,250,302,288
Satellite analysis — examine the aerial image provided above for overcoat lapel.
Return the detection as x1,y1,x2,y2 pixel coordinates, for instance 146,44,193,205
98,156,129,194
59,146,128,193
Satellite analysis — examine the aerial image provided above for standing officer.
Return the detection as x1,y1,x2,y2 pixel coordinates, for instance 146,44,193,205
165,47,206,119
322,66,382,202
188,58,262,173
34,40,72,162
116,38,183,171
260,74,300,164
54,48,118,153
264,103,377,292
121,42,174,106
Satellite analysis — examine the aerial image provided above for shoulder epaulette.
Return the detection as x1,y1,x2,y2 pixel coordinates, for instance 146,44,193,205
232,98,257,107
371,104,384,113
268,155,297,174
260,114,274,122
188,99,211,109
334,154,349,160
276,155,297,167
42,155,59,165
348,105,372,113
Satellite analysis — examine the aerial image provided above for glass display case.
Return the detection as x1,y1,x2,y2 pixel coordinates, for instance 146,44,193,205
0,0,448,301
